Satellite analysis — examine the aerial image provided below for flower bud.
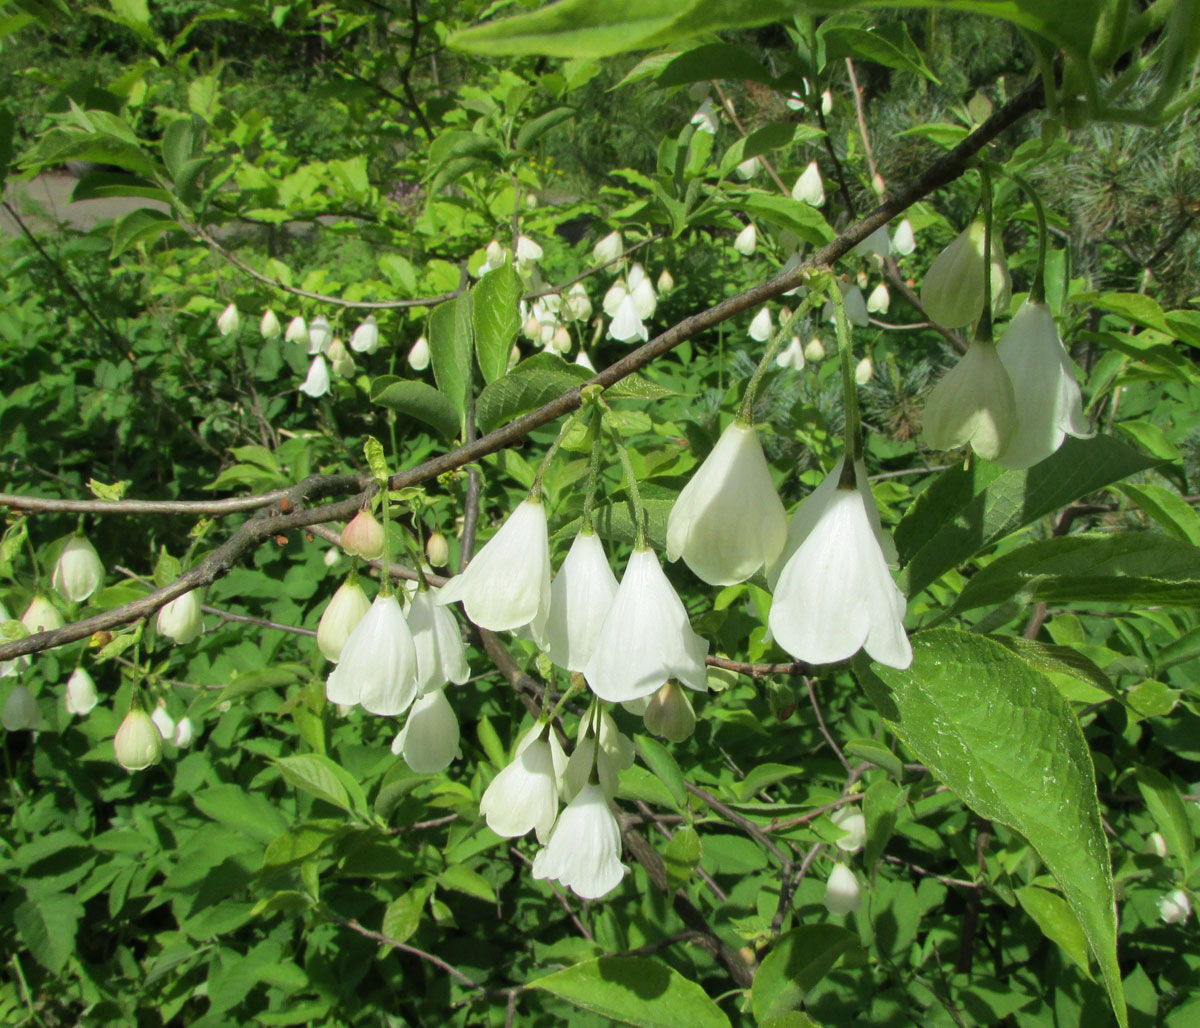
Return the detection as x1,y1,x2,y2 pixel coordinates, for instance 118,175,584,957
260,309,281,339
593,231,623,264
285,315,308,344
408,335,430,371
804,337,826,362
550,326,572,354
892,219,916,256
855,356,874,385
831,807,866,852
22,594,64,634
792,161,825,206
317,577,372,662
776,337,805,370
323,547,340,567
824,863,862,915
151,704,175,740
1158,889,1191,925
1146,831,1168,858
575,350,595,371
350,316,380,354
341,510,385,560
866,283,890,314
920,221,1011,328
173,716,195,748
327,340,355,378
749,307,772,342
516,235,543,263
426,532,450,568
114,708,162,771
642,682,696,742
52,535,104,602
508,344,521,370
308,316,332,355
871,172,886,195
734,223,757,256
217,303,239,336
563,283,592,322
657,268,674,293
156,591,203,644
3,685,41,731
65,667,98,715
735,156,761,180
300,355,331,397
821,89,833,115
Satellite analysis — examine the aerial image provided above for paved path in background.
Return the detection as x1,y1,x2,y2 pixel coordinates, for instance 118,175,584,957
1,172,170,236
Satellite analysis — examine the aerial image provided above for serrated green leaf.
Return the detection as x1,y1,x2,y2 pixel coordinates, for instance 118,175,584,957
475,352,589,433
751,925,858,1023
994,636,1120,703
515,106,575,151
634,735,686,812
1120,482,1200,545
473,265,522,384
370,377,461,440
738,193,835,246
655,42,773,86
605,374,681,400
111,207,175,257
382,883,432,943
428,294,474,428
437,863,495,902
15,893,82,974
274,754,367,818
1134,766,1193,874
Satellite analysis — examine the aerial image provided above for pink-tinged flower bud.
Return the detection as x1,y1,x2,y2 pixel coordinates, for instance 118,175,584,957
1158,889,1191,925
341,510,385,560
52,534,104,602
114,708,162,770
285,315,308,344
217,303,239,336
173,716,195,748
892,219,916,256
3,684,41,731
151,704,175,739
65,668,99,715
824,864,862,915
425,532,449,568
22,594,64,634
866,283,890,314
643,682,697,742
408,335,430,371
260,309,281,339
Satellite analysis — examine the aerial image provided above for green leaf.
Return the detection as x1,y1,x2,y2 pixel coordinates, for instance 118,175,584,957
15,893,83,973
738,193,835,246
516,106,576,151
475,352,590,434
896,435,1158,597
823,24,939,83
70,171,170,203
530,956,731,1028
1015,885,1093,978
854,630,1126,1028
862,780,902,869
274,754,368,818
428,294,474,429
843,738,904,779
1115,419,1180,460
473,265,523,384
364,436,389,485
371,377,462,440
193,784,290,847
1120,483,1200,545
1134,766,1193,874
161,117,195,180
634,735,687,812
654,43,774,86
994,637,1120,703
1096,291,1170,333
437,863,496,902
382,883,432,943
0,106,13,184
111,207,176,257
663,826,702,891
751,925,859,1023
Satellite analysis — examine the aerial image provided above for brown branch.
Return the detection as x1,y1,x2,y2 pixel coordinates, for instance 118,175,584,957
707,655,813,677
805,676,852,774
845,59,881,187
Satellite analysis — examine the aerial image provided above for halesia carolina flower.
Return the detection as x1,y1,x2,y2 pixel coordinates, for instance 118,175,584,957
792,161,825,206
3,685,41,731
217,303,239,336
643,682,696,742
804,337,826,363
260,309,281,339
52,534,104,602
1146,832,1168,858
350,316,380,354
408,335,430,371
515,235,543,264
340,510,385,560
995,300,1092,470
391,688,459,773
549,326,571,355
768,464,911,669
593,231,623,265
173,716,195,748
831,807,866,852
299,355,330,397
776,337,805,370
308,316,333,355
114,708,162,770
855,356,874,385
65,667,99,715
326,594,419,716
749,306,772,342
627,264,656,319
406,588,470,695
323,547,341,568
922,339,1016,461
326,340,355,378
853,225,890,259
866,283,890,314
425,532,449,568
436,498,552,646
602,281,627,318
690,98,718,134
157,590,203,644
920,221,1011,328
892,219,916,256
607,292,648,344
23,594,64,634
824,863,862,915
546,530,619,673
285,315,308,344
575,350,595,372
735,156,761,180
734,223,757,256
564,706,634,800
583,547,709,703
0,602,28,679
563,282,592,322
657,268,674,293
480,722,566,844
821,89,833,115
532,782,628,900
317,577,372,662
1158,889,1191,925
151,704,175,740
667,420,787,586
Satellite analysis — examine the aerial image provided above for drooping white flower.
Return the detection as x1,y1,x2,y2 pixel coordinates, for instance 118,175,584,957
1158,889,1191,925
23,594,64,634
156,590,203,644
776,337,806,370
532,782,628,900
65,667,98,715
326,340,355,378
628,264,656,319
667,421,787,586
657,268,675,293
866,283,890,314
114,708,161,770
217,303,240,336
285,315,308,344
151,704,175,740
602,280,627,318
853,225,891,259
563,283,592,322
831,807,866,852
317,577,372,662
920,221,1011,328
546,530,619,673
734,223,757,256
608,293,648,344
563,705,634,800
1146,832,1169,858
173,716,195,748
824,863,862,915
643,682,696,742
804,337,826,362
52,535,104,602
326,593,419,716
792,161,825,206
307,316,333,355
300,355,331,397
995,300,1092,470
892,219,916,256
583,548,709,703
260,309,281,339
855,356,875,385
516,235,543,265
3,685,41,731
575,350,596,372
768,465,911,669
340,510,385,560
476,239,508,277
407,335,430,370
426,532,449,568
821,89,833,115
350,316,380,354
406,588,470,694
922,339,1016,461
735,156,761,180
749,306,773,342
436,498,552,646
390,688,459,773
593,231,623,264
690,98,718,134
480,722,566,843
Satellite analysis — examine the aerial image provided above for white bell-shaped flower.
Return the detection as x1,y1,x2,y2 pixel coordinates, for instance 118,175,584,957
173,716,195,748
630,275,657,320
831,807,867,852
3,685,41,731
407,588,470,694
391,688,459,773
643,682,696,742
480,722,566,844
1146,832,1169,858
995,300,1092,470
52,535,104,602
575,350,596,372
593,231,623,264
667,421,787,586
300,355,331,398
792,161,825,206
853,225,891,259
436,498,552,646
776,337,806,370
426,532,450,568
326,340,355,378
114,708,161,770
768,465,911,669
892,219,916,256
22,594,64,634
734,223,757,256
546,530,619,673
749,306,773,342
326,593,419,716
855,356,874,385
804,337,826,362
564,706,635,800
151,704,175,740
407,335,430,370
350,316,380,354
920,221,1011,328
735,156,761,180
607,292,648,344
285,315,308,344
922,339,1016,461
260,309,281,339
563,283,592,322
1158,889,1191,925
583,548,709,703
307,316,333,355
65,667,99,715
532,782,628,900
515,235,543,265
866,283,890,314
690,99,718,134
824,863,862,915
602,280,627,318
317,577,372,662
657,268,675,293
217,303,239,336
156,590,202,644
821,89,833,115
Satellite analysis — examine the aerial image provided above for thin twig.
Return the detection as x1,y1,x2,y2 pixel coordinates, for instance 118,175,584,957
805,676,853,774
